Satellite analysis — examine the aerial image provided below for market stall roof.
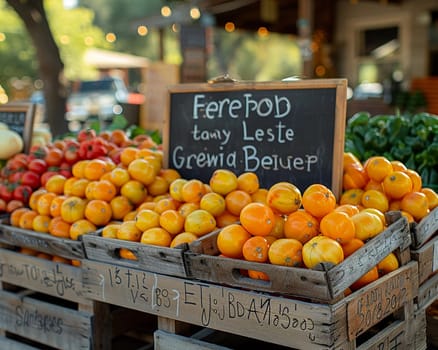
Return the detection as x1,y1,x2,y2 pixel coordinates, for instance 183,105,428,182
84,48,149,69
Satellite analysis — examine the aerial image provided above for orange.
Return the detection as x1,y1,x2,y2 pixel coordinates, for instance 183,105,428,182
364,156,393,182
45,174,67,194
147,176,169,197
85,199,112,226
10,207,30,227
137,201,156,212
283,209,319,244
36,252,52,260
120,180,148,205
36,192,57,216
242,236,269,263
135,209,160,232
250,188,268,204
70,219,97,240
215,210,239,228
92,180,117,202
19,247,38,256
184,209,216,236
169,178,188,201
140,227,172,247
237,172,259,194
48,217,71,238
302,184,336,218
343,162,369,190
361,207,386,226
72,160,90,178
110,129,129,146
110,195,134,221
181,179,207,203
159,168,181,185
101,223,121,239
239,202,275,236
402,169,422,192
32,214,51,233
119,248,137,260
342,238,365,258
269,214,286,239
351,211,384,241
401,210,415,223
320,211,356,244
123,210,138,222
154,196,179,214
400,191,430,221
84,181,97,200
199,192,226,217
268,238,303,267
364,179,384,192
340,188,364,206
84,159,108,181
350,266,379,291
377,253,399,275
178,202,200,218
361,189,389,213
225,190,252,216
217,224,251,258
18,210,38,230
343,152,362,169
390,160,407,172
65,177,90,197
109,167,131,187
170,232,198,248
389,200,402,211
139,154,162,175
382,171,413,199
334,204,360,217
266,182,302,215
302,235,344,269
60,196,87,223
117,220,142,241
421,188,438,210
120,147,139,167
209,169,238,196
247,270,270,281
128,158,157,186
29,189,47,211
159,209,185,235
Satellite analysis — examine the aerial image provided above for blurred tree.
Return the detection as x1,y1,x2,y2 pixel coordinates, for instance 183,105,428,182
1,0,107,137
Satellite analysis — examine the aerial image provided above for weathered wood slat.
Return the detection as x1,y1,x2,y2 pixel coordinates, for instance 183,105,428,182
416,272,438,311
410,207,438,249
411,235,438,285
0,290,92,350
154,330,231,350
82,234,188,277
0,335,39,350
0,222,85,260
0,248,86,303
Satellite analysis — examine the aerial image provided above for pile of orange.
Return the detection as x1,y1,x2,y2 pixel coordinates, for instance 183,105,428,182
342,152,437,223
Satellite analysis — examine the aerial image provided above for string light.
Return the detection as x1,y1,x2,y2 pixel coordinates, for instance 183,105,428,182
137,25,148,36
225,22,235,32
106,32,116,43
190,6,201,20
161,6,172,17
257,27,269,37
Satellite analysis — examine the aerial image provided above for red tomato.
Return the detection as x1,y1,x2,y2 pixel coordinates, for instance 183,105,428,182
64,141,81,164
6,199,24,213
0,198,6,212
13,185,33,203
59,162,72,178
8,171,23,184
28,158,48,174
45,147,64,167
77,129,97,143
20,170,41,189
29,145,48,160
0,184,13,202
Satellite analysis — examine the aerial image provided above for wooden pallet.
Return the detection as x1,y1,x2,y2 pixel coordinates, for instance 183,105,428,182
0,220,86,260
82,257,418,349
185,212,411,303
410,206,438,250
82,233,188,278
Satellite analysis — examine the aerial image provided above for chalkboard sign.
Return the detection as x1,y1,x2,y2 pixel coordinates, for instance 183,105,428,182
0,102,36,154
163,79,347,198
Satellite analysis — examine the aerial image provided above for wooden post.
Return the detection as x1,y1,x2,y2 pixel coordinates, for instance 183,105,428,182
298,0,314,78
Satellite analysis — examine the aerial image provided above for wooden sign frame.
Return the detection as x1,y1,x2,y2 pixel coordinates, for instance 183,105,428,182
0,102,36,154
163,79,347,198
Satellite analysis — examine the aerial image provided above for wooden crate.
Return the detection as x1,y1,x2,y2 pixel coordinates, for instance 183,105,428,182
81,233,189,278
82,257,418,349
410,206,438,250
185,212,411,303
0,220,86,260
